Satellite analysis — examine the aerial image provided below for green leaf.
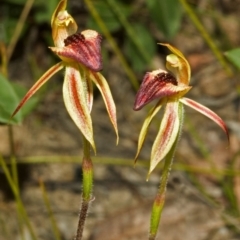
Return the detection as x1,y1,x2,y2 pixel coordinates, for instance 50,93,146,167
0,74,39,125
86,0,132,32
146,0,183,39
225,48,240,70
124,23,156,72
0,73,22,124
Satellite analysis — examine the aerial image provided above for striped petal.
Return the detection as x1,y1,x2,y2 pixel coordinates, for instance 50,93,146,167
63,64,95,152
180,97,229,140
50,30,102,71
150,101,181,175
134,99,164,165
134,69,191,110
12,62,63,117
88,70,119,144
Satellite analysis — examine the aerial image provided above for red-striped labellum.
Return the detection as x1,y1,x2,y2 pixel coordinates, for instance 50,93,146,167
50,30,103,72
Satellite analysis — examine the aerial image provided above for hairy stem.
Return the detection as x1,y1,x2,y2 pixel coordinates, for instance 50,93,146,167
149,102,184,240
75,137,93,240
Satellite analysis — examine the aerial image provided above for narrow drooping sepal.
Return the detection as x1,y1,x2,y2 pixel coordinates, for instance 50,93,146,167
12,62,64,118
134,99,164,165
63,64,96,152
180,97,229,141
149,101,181,175
50,30,102,71
134,69,191,110
159,43,191,85
89,70,119,144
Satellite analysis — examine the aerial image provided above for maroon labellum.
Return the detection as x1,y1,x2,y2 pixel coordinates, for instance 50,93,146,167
134,70,178,111
51,30,103,72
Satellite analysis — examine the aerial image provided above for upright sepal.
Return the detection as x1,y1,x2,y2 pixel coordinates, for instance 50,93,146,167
51,0,78,47
50,30,103,71
63,64,96,152
159,43,191,85
51,0,67,26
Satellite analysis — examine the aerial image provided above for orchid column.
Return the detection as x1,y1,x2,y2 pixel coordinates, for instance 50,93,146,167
12,0,118,239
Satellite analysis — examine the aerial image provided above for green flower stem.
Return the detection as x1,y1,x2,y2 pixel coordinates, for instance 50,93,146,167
149,102,184,240
82,139,93,200
149,144,177,240
75,136,93,240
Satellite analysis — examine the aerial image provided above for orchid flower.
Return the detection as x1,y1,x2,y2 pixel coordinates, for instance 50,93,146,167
12,0,118,152
134,43,228,176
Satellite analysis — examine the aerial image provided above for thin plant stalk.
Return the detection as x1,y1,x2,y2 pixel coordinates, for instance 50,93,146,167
0,214,11,240
17,216,25,240
106,0,151,64
6,0,35,62
178,0,232,76
8,126,19,191
11,155,240,177
0,43,7,76
3,5,34,196
149,103,184,240
1,43,23,236
75,136,94,240
39,179,62,240
0,44,19,188
83,0,139,90
0,156,37,240
1,0,34,195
